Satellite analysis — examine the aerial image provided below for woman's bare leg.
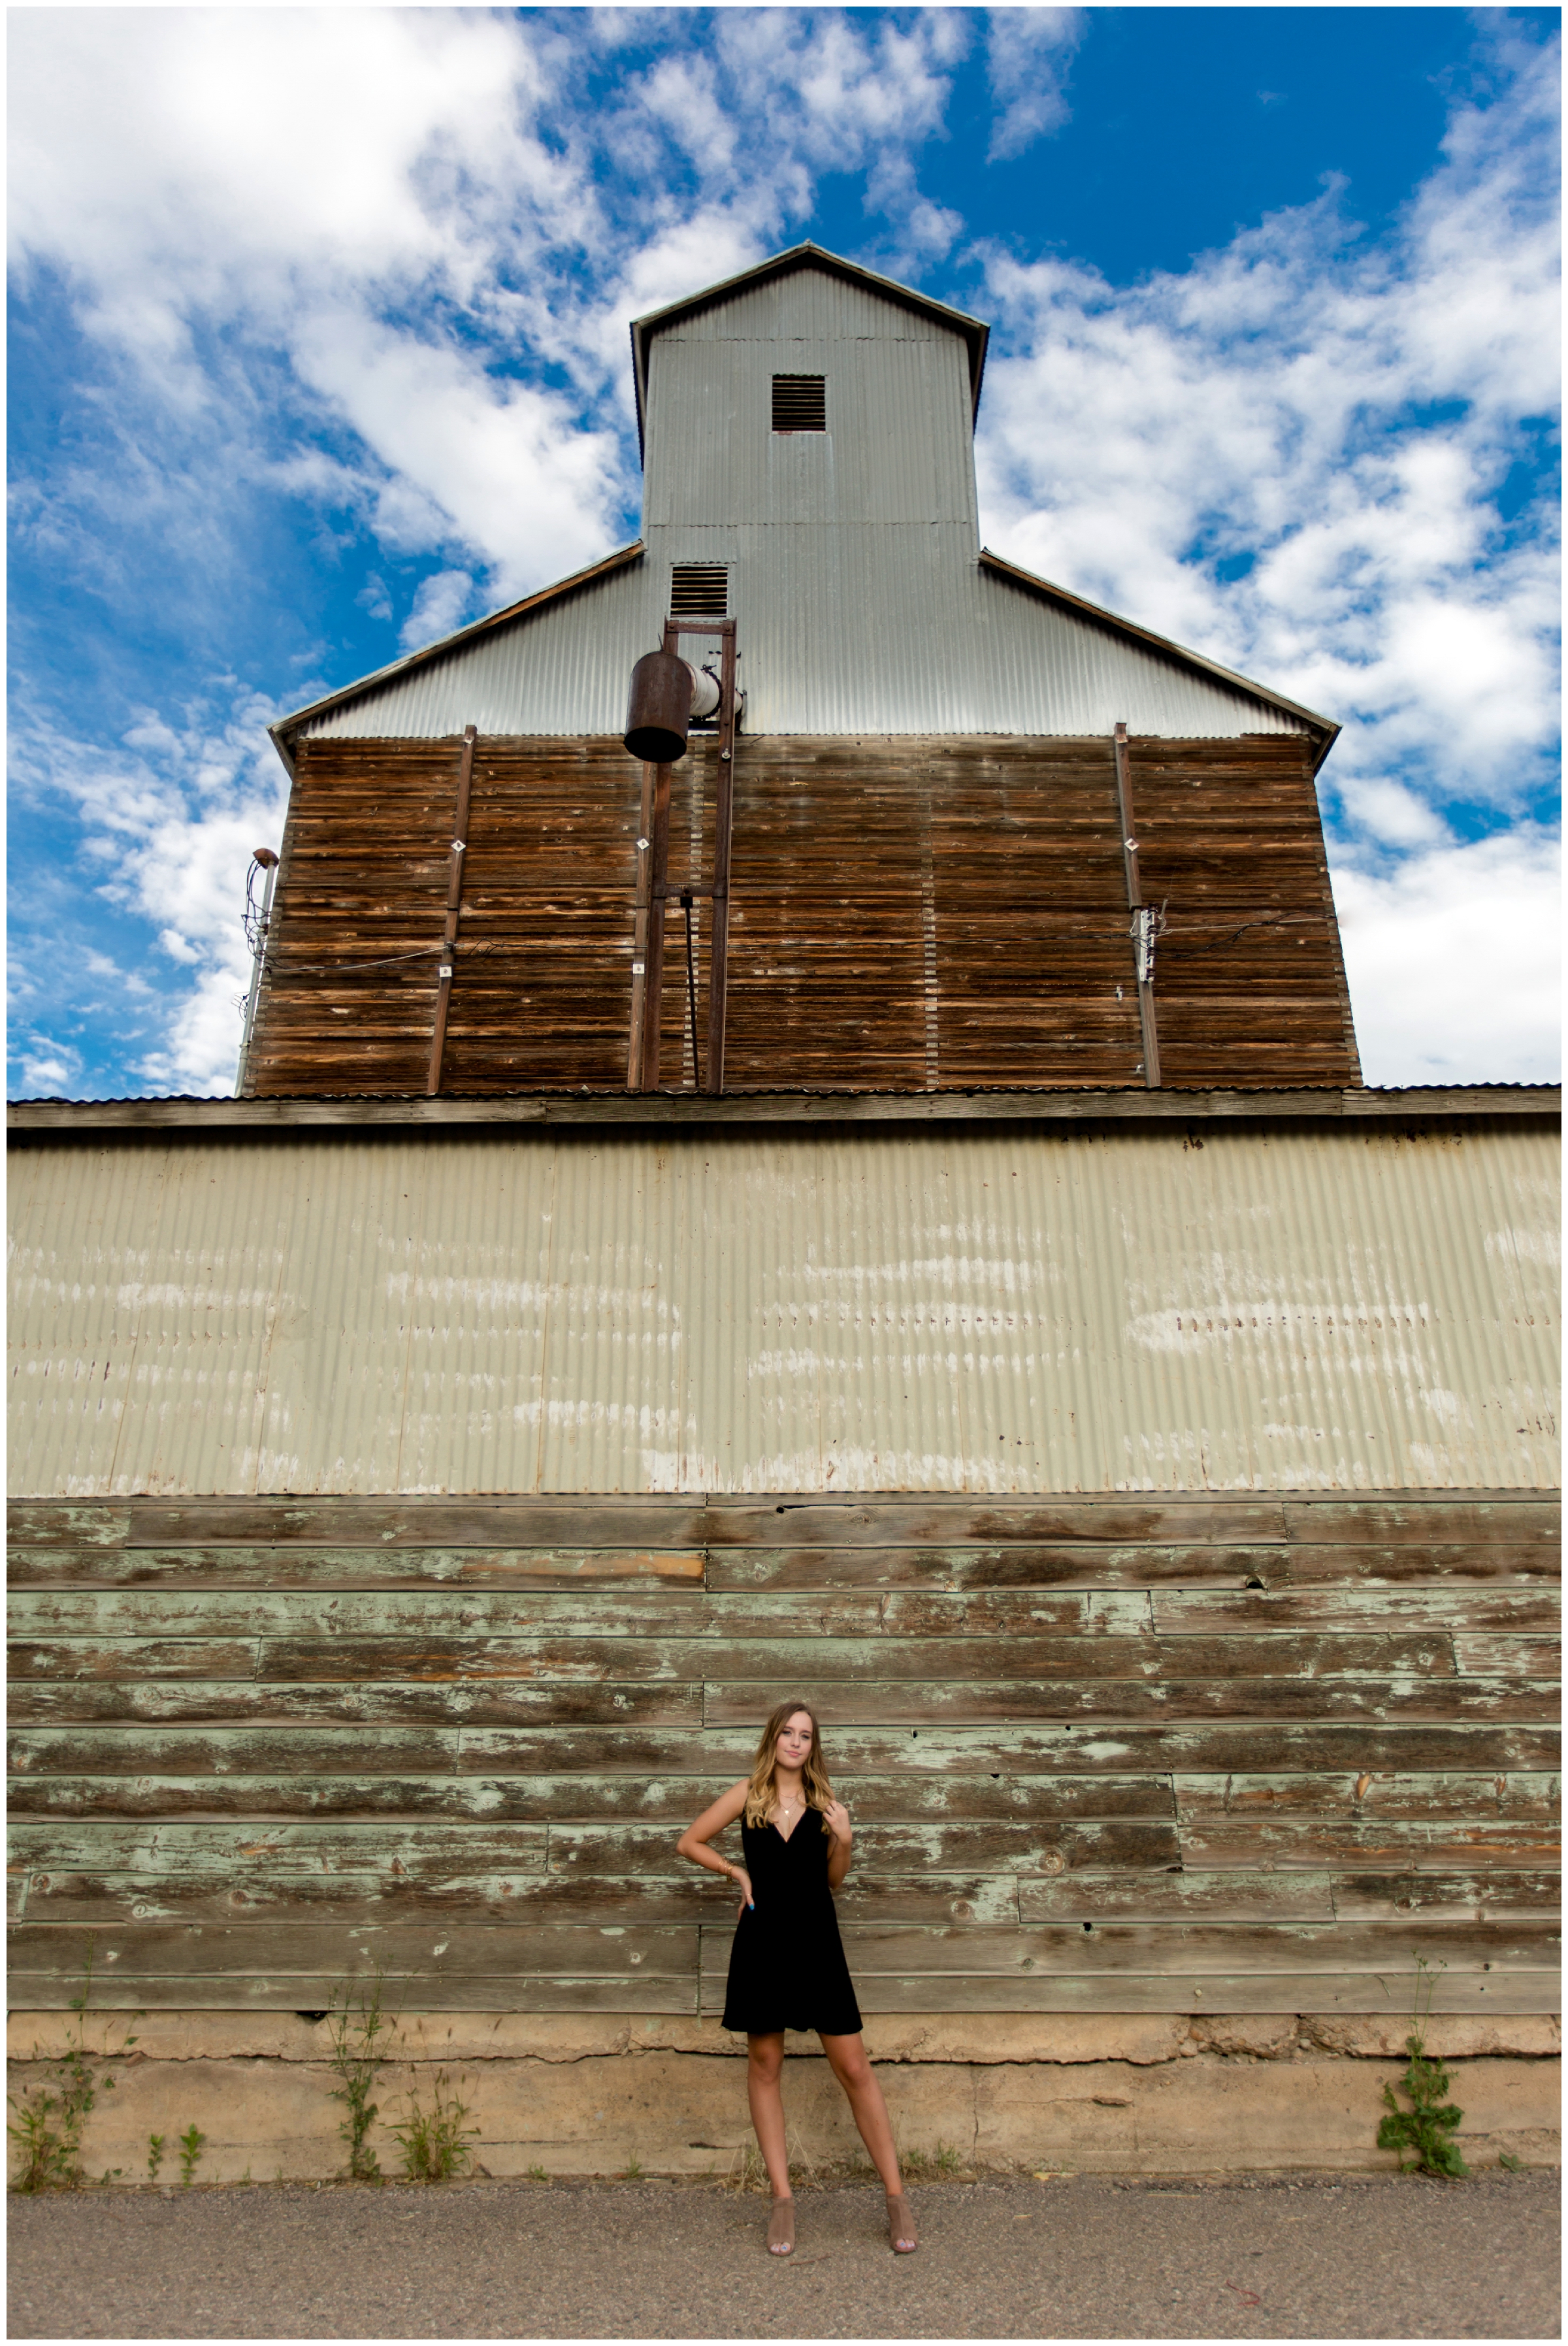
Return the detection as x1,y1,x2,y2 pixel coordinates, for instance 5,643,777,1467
819,2032,903,2193
746,2033,792,2202
821,2034,916,2251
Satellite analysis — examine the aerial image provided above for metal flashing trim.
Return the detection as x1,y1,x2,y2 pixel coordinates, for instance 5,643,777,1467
267,542,646,768
979,550,1341,768
8,1086,1560,1137
19,1487,1547,1516
629,241,990,453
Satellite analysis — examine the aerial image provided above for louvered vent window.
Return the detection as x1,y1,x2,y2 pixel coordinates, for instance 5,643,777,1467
772,374,826,433
670,563,728,616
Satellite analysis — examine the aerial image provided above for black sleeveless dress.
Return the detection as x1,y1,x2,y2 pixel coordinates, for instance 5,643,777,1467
721,1806,863,2036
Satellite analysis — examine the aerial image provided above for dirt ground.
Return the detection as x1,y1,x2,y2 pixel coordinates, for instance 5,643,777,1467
7,2166,1560,2340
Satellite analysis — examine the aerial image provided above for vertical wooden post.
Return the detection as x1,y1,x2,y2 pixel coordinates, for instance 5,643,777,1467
638,767,674,1089
627,759,655,1091
426,725,477,1099
637,628,678,1091
1113,721,1162,1089
702,624,737,1095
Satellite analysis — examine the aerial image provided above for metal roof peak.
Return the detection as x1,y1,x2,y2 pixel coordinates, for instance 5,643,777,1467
629,240,990,457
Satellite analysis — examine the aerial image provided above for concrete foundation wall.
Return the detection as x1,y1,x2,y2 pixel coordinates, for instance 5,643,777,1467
9,2011,1558,2187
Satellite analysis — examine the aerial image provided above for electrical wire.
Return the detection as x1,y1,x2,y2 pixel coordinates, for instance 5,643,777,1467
240,857,269,959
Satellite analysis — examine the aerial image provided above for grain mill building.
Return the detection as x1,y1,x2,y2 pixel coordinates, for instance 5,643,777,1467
8,245,1560,2181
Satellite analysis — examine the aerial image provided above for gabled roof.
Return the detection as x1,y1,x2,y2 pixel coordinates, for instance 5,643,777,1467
629,241,990,457
979,550,1341,771
269,537,1337,771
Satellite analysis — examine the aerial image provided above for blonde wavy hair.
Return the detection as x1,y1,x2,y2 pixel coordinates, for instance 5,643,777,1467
742,1700,835,1828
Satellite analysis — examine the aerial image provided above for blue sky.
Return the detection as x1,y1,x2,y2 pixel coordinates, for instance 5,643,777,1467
8,5,1561,1097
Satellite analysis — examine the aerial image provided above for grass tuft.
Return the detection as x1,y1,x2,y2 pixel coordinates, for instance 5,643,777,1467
392,2072,478,2184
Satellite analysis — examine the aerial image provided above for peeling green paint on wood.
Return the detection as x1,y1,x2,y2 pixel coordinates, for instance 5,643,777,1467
7,1491,1560,2015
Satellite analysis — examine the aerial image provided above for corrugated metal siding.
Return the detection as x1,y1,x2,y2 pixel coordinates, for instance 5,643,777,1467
644,286,979,530
301,265,1308,744
9,1125,1558,1497
299,548,1305,742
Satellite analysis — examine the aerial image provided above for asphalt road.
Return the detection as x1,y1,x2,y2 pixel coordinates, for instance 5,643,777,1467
8,2168,1559,2339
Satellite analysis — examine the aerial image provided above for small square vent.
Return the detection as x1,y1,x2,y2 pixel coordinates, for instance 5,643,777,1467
772,374,826,433
670,563,728,616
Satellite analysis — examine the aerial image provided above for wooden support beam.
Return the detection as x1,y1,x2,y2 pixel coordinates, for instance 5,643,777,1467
425,725,477,1099
638,759,674,1092
1113,721,1162,1090
704,626,737,1095
629,622,682,1094
626,761,656,1091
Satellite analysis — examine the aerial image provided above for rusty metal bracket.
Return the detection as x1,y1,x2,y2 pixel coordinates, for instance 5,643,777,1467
1114,721,1162,1089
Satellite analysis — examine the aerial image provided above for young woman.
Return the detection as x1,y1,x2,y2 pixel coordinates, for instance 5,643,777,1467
676,1700,917,2258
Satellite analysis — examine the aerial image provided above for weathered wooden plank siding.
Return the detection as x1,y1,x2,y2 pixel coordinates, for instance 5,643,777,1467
244,735,1359,1097
7,1495,1559,2017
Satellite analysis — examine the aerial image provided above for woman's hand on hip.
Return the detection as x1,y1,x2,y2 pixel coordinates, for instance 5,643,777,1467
732,1868,755,1918
822,1798,853,1846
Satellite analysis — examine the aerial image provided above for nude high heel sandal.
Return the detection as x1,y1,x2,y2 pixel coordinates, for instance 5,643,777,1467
886,2189,918,2252
767,2198,795,2256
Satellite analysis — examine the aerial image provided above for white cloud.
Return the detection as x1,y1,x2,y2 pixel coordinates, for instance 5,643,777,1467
10,692,292,1097
1333,830,1560,1086
985,9,1083,161
8,9,625,593
1334,780,1450,853
291,310,626,599
974,31,1560,826
400,569,476,653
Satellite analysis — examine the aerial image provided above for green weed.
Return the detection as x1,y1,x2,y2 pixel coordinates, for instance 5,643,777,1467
391,2071,478,2184
527,2164,549,2182
901,2139,965,2179
7,1955,137,2194
326,1964,395,2181
146,2132,167,2183
178,2125,206,2187
1377,1958,1468,2179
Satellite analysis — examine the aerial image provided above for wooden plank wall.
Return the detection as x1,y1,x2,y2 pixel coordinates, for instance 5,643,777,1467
8,1496,1558,2017
246,735,1357,1096
1131,738,1358,1088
